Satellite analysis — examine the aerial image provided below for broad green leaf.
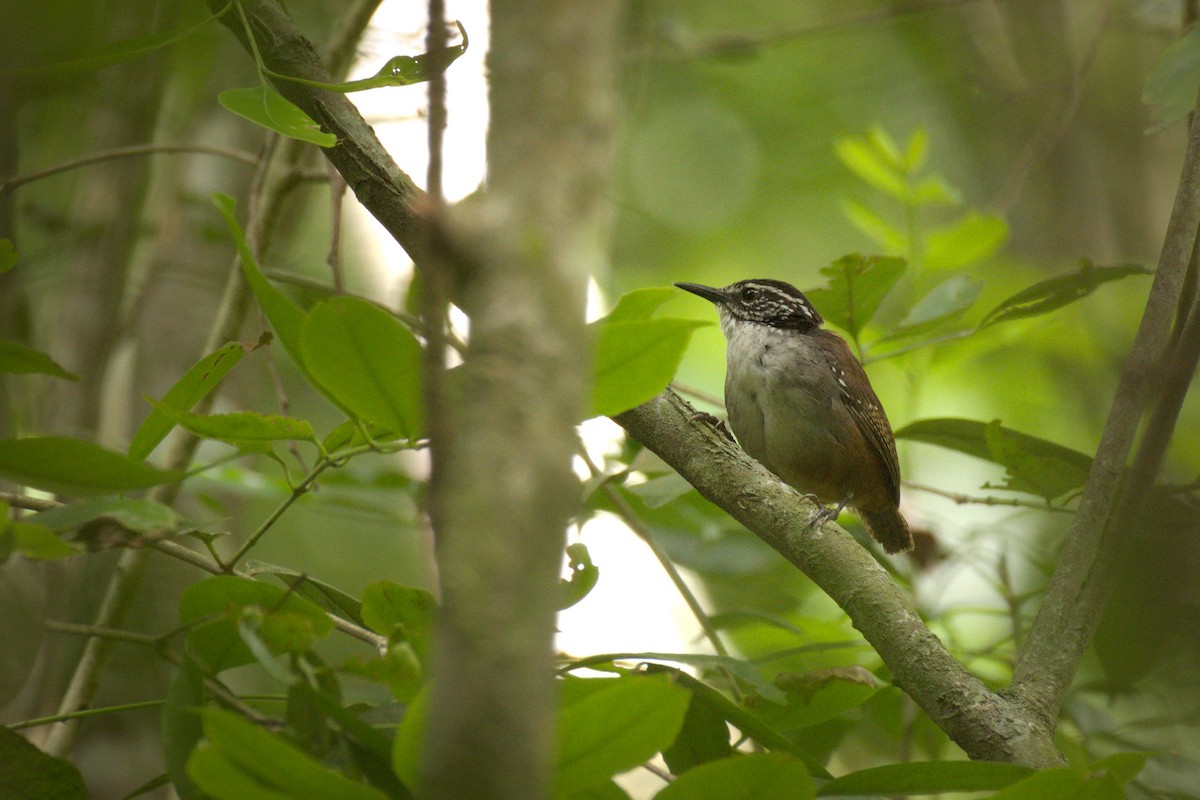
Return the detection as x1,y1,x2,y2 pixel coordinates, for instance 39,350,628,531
0,725,87,799
174,410,315,446
162,657,206,800
835,136,908,199
179,576,333,673
839,199,906,252
300,297,424,439
190,708,387,800
339,646,422,701
4,3,230,80
0,339,77,380
554,675,690,796
188,745,295,800
246,563,365,627
759,666,881,732
604,287,679,322
391,684,428,788
624,472,693,509
1,519,80,560
575,652,785,704
979,260,1151,329
129,340,249,461
882,275,982,341
559,543,600,610
805,254,907,338
28,497,181,543
895,418,1092,501
818,760,1032,796
359,581,436,660
982,768,1084,800
591,318,709,418
1144,25,1200,133
0,238,16,273
219,85,337,147
0,437,184,496
1089,752,1153,784
923,213,1007,270
656,753,814,800
660,692,732,775
211,195,307,366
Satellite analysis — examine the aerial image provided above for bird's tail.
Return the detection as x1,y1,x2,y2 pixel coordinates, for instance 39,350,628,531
860,507,913,554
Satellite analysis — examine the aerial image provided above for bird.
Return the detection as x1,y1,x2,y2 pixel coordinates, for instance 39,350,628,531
676,278,913,553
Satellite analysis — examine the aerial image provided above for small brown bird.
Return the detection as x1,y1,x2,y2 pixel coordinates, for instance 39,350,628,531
676,278,912,553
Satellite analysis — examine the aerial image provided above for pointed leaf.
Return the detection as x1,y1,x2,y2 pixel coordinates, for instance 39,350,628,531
246,563,365,627
604,287,679,322
657,753,814,800
359,581,436,660
0,437,183,496
300,297,424,439
0,238,16,273
559,543,600,610
591,318,709,418
895,418,1092,500
923,213,1007,270
0,339,77,380
817,760,1033,796
28,497,181,538
805,254,907,338
979,260,1151,329
839,199,906,252
1144,25,1200,133
554,675,690,796
175,410,315,445
835,137,907,199
0,726,87,800
219,85,336,147
129,340,250,461
882,275,982,341
660,692,732,775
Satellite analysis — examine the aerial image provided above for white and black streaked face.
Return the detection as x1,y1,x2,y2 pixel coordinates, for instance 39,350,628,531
675,279,824,332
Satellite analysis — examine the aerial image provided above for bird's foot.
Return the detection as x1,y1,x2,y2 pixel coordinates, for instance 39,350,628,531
806,493,853,526
689,411,735,443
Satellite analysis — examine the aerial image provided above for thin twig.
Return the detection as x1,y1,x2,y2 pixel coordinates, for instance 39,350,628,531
0,491,57,511
904,481,1074,513
0,144,259,193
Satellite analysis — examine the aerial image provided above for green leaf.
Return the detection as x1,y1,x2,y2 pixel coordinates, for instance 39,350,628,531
0,725,88,799
179,576,334,673
818,760,1032,796
839,199,906,252
1089,752,1153,784
559,543,600,610
805,254,907,339
554,674,690,796
129,340,250,461
923,213,1007,270
591,318,709,418
834,136,907,199
246,563,365,627
882,275,982,341
982,768,1085,800
359,581,436,660
174,410,316,446
604,287,679,322
5,3,230,80
759,666,881,732
577,652,785,704
219,85,337,147
28,497,181,539
1,519,80,560
979,259,1151,329
660,692,732,775
300,297,424,439
211,195,307,366
1144,25,1200,133
189,708,388,800
0,238,17,273
895,418,1092,501
391,683,428,788
903,127,928,172
0,437,184,496
0,339,77,380
162,657,206,800
656,753,814,800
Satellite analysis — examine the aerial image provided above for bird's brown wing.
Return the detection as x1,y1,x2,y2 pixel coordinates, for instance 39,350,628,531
814,331,901,505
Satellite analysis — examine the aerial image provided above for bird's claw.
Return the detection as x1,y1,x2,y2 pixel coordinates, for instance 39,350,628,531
689,411,735,443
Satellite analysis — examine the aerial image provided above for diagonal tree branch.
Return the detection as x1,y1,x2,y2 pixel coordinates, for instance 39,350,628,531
615,389,1062,767
1008,89,1200,727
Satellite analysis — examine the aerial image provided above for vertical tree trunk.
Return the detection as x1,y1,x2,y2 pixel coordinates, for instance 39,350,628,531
419,2,619,798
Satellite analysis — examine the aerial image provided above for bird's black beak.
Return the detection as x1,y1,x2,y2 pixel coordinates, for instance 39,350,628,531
675,282,728,305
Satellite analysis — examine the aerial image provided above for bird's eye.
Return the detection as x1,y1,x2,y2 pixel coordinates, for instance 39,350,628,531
740,287,758,302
